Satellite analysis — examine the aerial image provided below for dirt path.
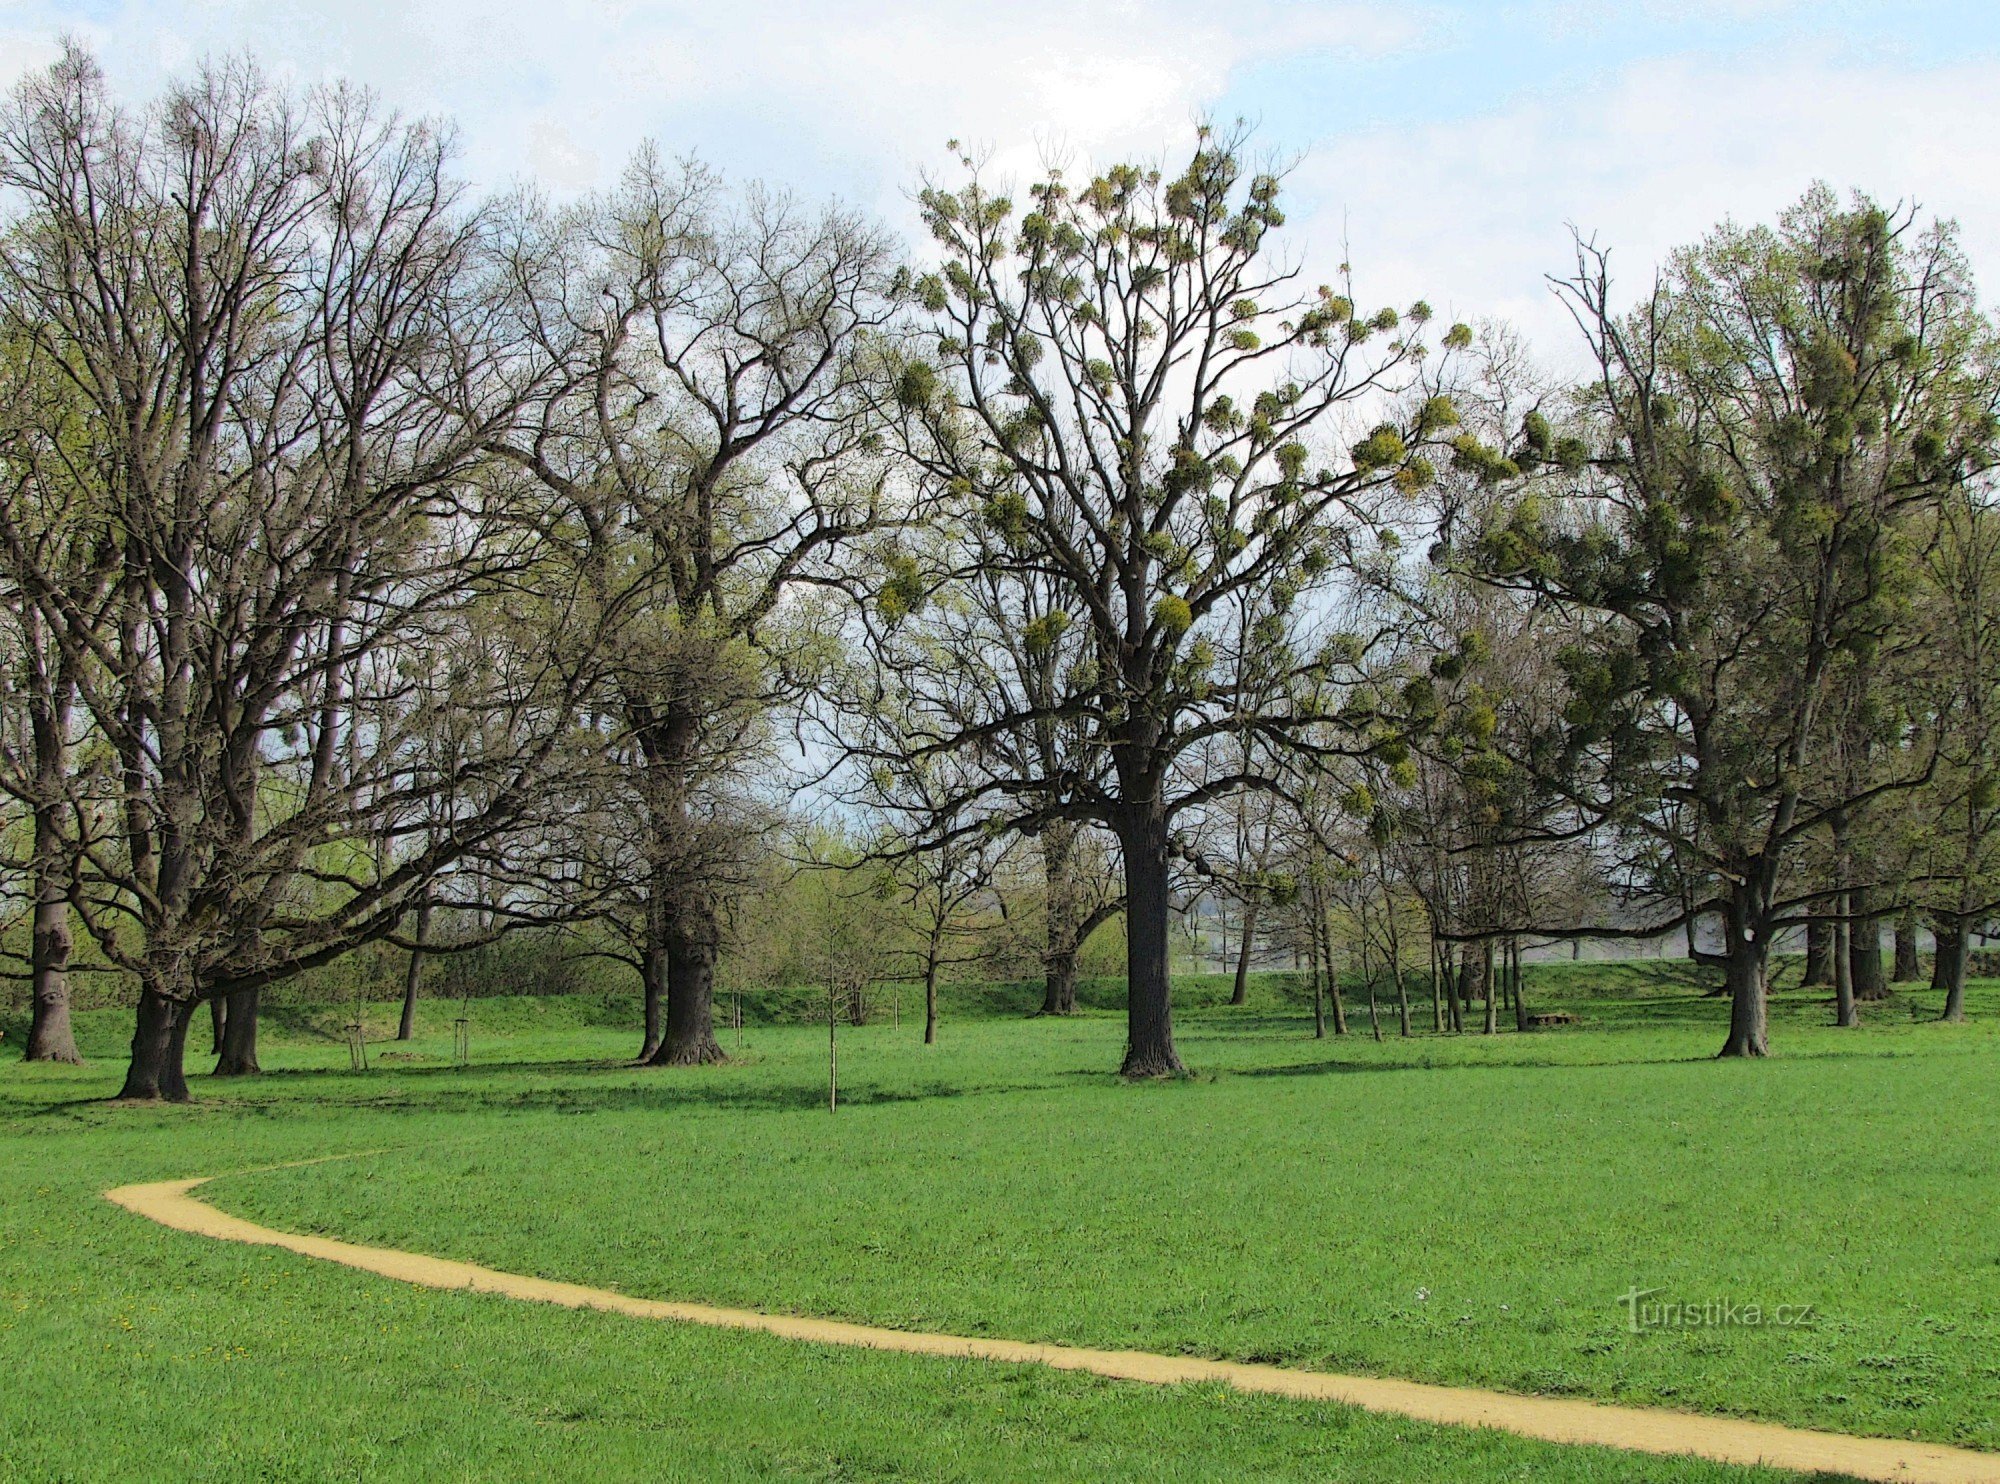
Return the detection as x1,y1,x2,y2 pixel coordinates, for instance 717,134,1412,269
108,1174,2000,1484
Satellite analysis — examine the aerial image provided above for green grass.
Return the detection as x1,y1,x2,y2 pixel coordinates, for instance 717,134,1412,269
3,964,1993,1481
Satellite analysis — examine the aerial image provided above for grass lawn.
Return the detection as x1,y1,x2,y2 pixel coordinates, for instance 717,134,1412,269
3,963,1994,1481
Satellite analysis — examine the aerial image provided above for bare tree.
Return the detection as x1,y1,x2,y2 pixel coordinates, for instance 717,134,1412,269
0,49,594,1098
493,149,899,1066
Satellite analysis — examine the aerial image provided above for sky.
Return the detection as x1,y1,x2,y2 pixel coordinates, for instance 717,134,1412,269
5,1,2000,356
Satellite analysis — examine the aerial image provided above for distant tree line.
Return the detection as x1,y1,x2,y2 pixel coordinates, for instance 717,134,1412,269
2,45,1995,1096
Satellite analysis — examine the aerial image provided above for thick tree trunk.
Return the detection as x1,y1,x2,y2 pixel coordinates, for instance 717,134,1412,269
209,997,228,1055
1892,911,1921,982
1935,914,1968,1023
638,939,666,1062
1803,916,1833,986
24,842,81,1063
23,788,82,1062
1716,899,1770,1057
648,901,727,1066
1849,888,1888,1001
118,988,192,1102
22,627,82,1064
1117,806,1183,1077
398,899,432,1042
1041,946,1079,1016
1230,902,1258,1005
213,987,262,1075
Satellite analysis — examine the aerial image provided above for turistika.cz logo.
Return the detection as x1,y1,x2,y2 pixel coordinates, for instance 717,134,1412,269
1616,1286,1817,1334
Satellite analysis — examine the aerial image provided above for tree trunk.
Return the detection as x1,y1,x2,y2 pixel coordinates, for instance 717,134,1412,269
1481,940,1498,1035
24,810,81,1063
1803,916,1833,986
923,942,941,1046
638,938,666,1062
1833,898,1858,1027
1039,823,1082,1015
1321,912,1348,1035
213,987,262,1075
1935,914,1968,1023
209,996,228,1056
1362,944,1383,1042
1511,939,1530,1032
1117,805,1183,1077
398,899,432,1042
118,988,192,1102
1892,910,1921,982
1849,888,1888,1001
1716,894,1770,1057
1230,901,1258,1005
1041,945,1079,1016
21,625,82,1064
1308,908,1326,1039
648,900,726,1066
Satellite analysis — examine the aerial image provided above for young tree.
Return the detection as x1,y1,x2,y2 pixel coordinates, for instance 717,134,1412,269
881,129,1450,1075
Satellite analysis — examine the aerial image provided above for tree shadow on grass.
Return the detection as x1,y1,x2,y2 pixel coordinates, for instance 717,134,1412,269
155,1055,1096,1121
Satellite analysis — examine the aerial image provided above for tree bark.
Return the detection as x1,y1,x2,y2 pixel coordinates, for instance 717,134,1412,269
209,997,228,1056
1892,910,1921,982
1849,887,1889,1001
638,939,666,1062
1935,913,1968,1023
1041,946,1079,1016
213,987,262,1076
118,988,192,1102
1117,805,1183,1077
1511,939,1530,1032
1717,892,1770,1057
1803,916,1833,986
24,812,81,1062
1481,940,1498,1035
398,898,432,1042
21,617,82,1064
648,900,727,1066
1230,901,1258,1005
1833,897,1858,1028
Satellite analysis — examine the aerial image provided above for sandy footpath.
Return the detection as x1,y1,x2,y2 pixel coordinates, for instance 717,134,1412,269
107,1173,2000,1484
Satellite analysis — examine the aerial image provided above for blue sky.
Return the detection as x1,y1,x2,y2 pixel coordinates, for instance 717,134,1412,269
6,1,1999,354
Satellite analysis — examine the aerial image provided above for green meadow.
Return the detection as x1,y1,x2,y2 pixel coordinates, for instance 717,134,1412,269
4,965,1995,1482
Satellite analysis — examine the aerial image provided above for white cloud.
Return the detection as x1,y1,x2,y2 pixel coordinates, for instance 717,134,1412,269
5,1,1997,370
1295,51,2000,364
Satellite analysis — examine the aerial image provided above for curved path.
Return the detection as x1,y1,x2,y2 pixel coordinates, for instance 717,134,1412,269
108,1173,2000,1484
